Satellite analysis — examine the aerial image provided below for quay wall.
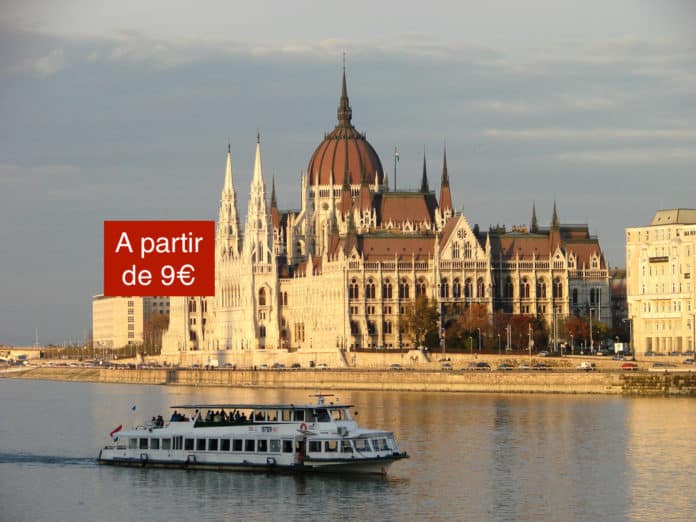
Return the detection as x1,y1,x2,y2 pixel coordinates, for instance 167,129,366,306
4,367,696,396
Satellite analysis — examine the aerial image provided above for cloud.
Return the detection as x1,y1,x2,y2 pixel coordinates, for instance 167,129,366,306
32,47,65,76
483,128,696,143
553,147,696,165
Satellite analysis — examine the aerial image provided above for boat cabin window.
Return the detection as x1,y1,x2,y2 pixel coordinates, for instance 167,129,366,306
208,439,218,451
254,411,265,422
267,410,278,422
282,440,294,453
324,440,338,452
330,408,351,421
150,438,160,450
129,438,138,450
313,409,331,422
173,436,183,450
196,439,206,451
257,440,268,452
232,439,243,452
139,438,148,450
220,439,230,451
161,438,171,450
372,438,389,451
185,438,194,451
269,439,281,453
293,410,305,422
308,440,322,452
281,410,292,422
340,440,353,453
244,440,255,452
355,439,371,452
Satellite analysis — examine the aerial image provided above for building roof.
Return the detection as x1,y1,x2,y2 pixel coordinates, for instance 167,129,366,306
650,209,696,226
306,71,384,187
374,191,438,226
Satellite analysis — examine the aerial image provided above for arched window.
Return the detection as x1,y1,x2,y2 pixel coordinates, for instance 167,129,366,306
384,321,393,334
572,288,578,305
504,277,514,299
416,278,427,297
464,242,472,259
536,278,547,299
383,280,393,299
399,278,410,299
366,279,376,299
453,278,461,298
258,288,266,306
441,279,449,298
283,292,288,306
477,278,485,298
464,278,473,299
553,277,563,299
521,278,530,299
452,243,460,259
349,279,359,299
259,325,266,337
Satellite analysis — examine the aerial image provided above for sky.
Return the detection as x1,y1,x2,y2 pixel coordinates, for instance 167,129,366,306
1,0,695,345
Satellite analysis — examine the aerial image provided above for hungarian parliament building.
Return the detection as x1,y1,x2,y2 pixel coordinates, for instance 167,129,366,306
161,72,610,357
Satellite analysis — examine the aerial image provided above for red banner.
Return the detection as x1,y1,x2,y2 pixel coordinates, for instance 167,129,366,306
104,221,215,296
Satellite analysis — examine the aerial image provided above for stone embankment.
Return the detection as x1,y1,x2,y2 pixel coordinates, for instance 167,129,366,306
2,366,695,396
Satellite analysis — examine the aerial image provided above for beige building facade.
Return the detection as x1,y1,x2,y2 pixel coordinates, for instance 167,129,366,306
161,71,611,363
92,295,170,349
626,209,696,354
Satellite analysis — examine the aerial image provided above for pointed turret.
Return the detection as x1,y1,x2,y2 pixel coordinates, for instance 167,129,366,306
271,177,277,209
420,150,429,193
531,203,538,233
551,201,560,229
217,145,241,257
243,138,273,262
270,176,280,229
439,145,452,214
337,66,352,128
357,162,372,213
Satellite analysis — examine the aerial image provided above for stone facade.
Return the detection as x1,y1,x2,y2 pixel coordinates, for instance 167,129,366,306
626,209,696,354
161,71,610,362
93,295,170,349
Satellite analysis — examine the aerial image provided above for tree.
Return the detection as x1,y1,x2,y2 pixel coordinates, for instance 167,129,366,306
400,296,439,348
143,314,170,355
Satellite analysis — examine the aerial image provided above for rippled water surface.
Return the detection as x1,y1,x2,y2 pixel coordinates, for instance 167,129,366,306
0,379,694,521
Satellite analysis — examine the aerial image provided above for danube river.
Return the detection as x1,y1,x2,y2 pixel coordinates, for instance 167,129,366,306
0,379,694,521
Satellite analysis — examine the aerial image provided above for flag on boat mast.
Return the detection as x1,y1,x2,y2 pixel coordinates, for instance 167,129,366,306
131,405,136,411
110,425,123,438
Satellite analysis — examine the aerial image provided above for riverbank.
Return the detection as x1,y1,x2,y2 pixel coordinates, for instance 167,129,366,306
3,366,696,396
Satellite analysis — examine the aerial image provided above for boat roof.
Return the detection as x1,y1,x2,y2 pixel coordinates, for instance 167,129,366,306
170,403,354,410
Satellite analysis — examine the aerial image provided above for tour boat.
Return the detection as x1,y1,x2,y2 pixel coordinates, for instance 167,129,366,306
97,395,408,475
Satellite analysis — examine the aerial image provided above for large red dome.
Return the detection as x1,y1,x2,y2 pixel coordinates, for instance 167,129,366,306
307,72,384,187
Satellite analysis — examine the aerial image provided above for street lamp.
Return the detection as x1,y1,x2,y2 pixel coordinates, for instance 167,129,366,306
570,334,574,355
589,307,595,354
477,328,481,353
623,317,634,362
498,333,501,355
469,336,473,354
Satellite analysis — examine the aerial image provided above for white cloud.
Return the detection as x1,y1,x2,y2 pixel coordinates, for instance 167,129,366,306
483,128,696,143
32,47,65,76
554,147,696,165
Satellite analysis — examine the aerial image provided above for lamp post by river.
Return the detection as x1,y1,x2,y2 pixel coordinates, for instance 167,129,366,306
477,328,481,353
498,333,501,355
589,307,595,354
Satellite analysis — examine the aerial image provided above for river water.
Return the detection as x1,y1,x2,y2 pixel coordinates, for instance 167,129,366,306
0,379,694,521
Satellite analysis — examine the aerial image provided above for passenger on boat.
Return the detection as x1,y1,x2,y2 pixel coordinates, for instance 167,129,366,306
170,411,181,421
156,415,164,427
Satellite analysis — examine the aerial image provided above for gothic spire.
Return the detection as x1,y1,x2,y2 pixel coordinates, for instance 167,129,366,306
531,203,538,233
551,201,559,228
271,176,277,209
420,149,429,193
439,145,452,213
337,65,352,127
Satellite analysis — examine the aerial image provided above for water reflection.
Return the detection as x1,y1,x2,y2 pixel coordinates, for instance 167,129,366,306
0,380,694,521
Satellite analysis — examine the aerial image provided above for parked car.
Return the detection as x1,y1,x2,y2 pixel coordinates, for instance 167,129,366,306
271,363,286,369
621,362,639,371
684,359,695,365
668,351,682,357
474,362,491,371
496,363,514,371
316,363,329,369
290,363,302,369
517,364,531,370
389,363,403,371
533,363,551,371
440,362,453,371
538,351,550,357
577,362,595,371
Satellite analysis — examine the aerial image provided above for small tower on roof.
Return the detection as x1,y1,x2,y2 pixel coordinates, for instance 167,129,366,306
439,145,452,215
420,149,430,193
530,203,539,233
